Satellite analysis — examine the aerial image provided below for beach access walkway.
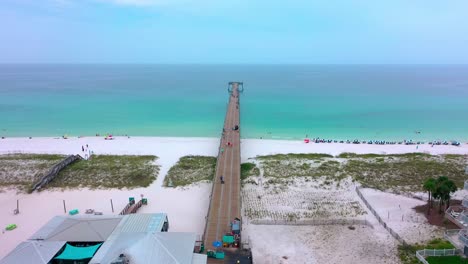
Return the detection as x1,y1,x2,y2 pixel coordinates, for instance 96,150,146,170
203,82,249,263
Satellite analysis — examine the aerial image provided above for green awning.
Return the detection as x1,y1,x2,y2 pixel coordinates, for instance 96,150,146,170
54,243,102,260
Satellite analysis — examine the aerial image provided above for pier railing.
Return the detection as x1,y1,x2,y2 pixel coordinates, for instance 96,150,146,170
201,91,232,243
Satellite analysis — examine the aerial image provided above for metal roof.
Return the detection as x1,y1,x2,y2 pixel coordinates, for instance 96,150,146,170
118,213,167,233
1,213,197,264
0,241,66,264
90,232,200,264
29,215,122,242
192,253,208,264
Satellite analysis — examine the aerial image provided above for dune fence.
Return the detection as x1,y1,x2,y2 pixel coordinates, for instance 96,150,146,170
355,186,408,246
249,218,372,227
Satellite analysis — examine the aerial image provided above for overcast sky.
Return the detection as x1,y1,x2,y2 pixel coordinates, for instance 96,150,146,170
1,0,468,63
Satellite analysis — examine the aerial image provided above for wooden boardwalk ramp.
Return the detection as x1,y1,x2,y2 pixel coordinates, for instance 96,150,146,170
203,82,250,263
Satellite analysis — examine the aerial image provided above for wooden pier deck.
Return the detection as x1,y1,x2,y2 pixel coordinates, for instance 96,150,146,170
203,82,245,263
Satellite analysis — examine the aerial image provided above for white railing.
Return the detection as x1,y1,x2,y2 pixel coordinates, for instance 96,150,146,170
416,248,459,264
461,212,468,224
463,196,468,207
445,229,464,249
458,230,468,246
445,206,468,229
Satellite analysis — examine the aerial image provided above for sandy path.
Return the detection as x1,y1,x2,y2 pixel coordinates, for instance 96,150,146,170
245,224,399,264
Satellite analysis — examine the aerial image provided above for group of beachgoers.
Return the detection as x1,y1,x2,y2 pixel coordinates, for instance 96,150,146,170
81,144,92,160
220,125,240,155
306,137,462,146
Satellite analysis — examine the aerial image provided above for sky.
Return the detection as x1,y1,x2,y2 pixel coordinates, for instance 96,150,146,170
1,0,468,64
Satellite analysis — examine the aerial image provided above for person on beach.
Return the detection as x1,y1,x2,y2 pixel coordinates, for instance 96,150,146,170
82,146,84,152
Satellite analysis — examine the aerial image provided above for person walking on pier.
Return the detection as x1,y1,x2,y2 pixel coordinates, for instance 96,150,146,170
220,176,224,184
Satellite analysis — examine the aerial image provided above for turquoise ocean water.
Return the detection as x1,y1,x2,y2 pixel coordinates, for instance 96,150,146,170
1,64,468,141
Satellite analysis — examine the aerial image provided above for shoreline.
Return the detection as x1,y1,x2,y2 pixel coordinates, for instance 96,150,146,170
2,133,468,143
1,136,467,159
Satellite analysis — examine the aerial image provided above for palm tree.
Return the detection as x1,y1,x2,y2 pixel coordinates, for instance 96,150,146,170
423,178,436,214
434,176,458,213
442,179,458,211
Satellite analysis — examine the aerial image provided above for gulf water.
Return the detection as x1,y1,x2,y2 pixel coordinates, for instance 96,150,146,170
1,64,468,141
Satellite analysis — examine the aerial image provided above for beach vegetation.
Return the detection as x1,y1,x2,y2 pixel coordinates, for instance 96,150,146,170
241,162,260,181
242,185,367,221
257,153,333,160
0,154,65,191
255,153,466,193
164,155,216,187
337,152,432,159
47,155,159,189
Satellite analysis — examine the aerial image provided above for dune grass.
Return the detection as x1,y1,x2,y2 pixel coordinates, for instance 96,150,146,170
256,153,466,192
0,154,66,191
164,156,216,187
241,162,260,181
258,153,333,160
47,155,159,189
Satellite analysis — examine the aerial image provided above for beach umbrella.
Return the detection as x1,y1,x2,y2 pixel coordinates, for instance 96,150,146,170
212,241,222,247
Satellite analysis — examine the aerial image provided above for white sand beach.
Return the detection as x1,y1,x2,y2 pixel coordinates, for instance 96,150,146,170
360,188,443,244
245,224,399,264
0,136,467,260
